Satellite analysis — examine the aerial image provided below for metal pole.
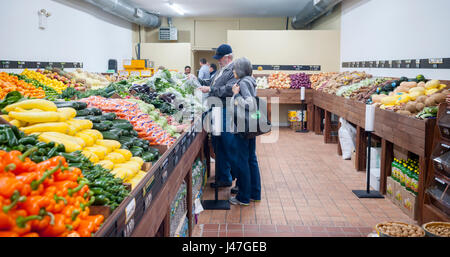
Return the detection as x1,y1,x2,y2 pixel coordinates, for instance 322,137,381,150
366,131,372,194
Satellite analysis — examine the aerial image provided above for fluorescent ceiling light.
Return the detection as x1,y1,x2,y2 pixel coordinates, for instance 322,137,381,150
167,3,185,15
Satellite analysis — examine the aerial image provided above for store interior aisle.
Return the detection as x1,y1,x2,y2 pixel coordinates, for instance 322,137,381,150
193,128,415,237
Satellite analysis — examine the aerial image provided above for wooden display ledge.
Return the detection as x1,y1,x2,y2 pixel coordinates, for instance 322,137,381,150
312,90,436,224
257,88,315,131
94,126,209,237
131,130,207,237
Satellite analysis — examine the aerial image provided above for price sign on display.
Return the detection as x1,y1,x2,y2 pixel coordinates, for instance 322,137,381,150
2,61,10,69
141,70,151,76
429,58,443,68
123,218,135,237
130,71,140,77
143,174,155,209
17,61,25,69
415,59,421,68
272,65,280,70
404,60,411,68
123,59,132,66
125,198,136,224
119,70,129,76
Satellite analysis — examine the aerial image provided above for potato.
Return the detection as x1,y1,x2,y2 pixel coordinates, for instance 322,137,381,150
431,93,446,104
405,102,417,113
397,110,411,116
425,97,436,107
416,95,427,103
415,102,425,112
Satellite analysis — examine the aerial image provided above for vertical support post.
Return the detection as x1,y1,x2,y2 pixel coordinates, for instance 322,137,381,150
314,106,322,135
163,208,170,237
418,156,428,225
380,138,393,194
337,121,342,156
204,134,211,178
307,103,314,132
324,110,332,144
355,126,367,172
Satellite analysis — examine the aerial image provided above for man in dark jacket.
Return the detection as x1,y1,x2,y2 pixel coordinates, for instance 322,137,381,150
199,44,237,189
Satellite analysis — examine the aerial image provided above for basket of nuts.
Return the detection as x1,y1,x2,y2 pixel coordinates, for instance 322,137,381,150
375,222,425,237
422,222,450,237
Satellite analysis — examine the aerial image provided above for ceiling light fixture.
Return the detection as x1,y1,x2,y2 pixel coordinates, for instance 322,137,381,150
167,2,185,16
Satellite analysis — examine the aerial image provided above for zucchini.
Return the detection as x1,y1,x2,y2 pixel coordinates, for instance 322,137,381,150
86,115,104,123
75,102,87,110
121,130,130,136
112,119,131,124
112,123,134,130
102,113,116,120
54,101,77,108
76,109,90,117
86,108,102,116
93,123,110,131
110,129,123,137
102,120,113,127
130,130,138,137
101,131,119,140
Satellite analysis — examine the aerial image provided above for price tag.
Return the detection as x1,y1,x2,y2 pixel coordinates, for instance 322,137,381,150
415,59,420,68
2,61,10,69
272,65,280,70
429,58,443,64
123,217,135,237
125,198,136,224
119,70,129,76
48,62,53,68
36,62,41,68
130,71,140,77
17,61,25,69
143,174,155,209
405,60,411,68
141,70,151,76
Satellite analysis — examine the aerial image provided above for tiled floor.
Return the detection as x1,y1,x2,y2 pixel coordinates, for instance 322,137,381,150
193,128,415,237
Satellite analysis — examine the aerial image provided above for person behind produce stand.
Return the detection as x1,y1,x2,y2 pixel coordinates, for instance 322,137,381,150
184,65,191,75
199,44,237,191
228,57,261,205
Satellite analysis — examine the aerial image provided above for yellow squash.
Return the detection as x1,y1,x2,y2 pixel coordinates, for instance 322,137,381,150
82,129,103,140
75,132,95,147
57,108,77,121
81,150,100,163
8,111,60,123
20,122,69,134
38,133,82,152
105,152,126,164
0,115,10,121
130,157,144,166
114,149,132,161
3,99,57,113
43,132,86,148
96,139,121,151
97,160,115,170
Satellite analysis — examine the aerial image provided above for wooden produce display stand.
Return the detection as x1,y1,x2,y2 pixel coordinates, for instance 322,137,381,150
312,90,436,224
422,103,450,223
94,119,210,237
256,88,315,131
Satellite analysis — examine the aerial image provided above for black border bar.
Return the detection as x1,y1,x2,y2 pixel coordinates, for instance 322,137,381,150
342,58,450,69
0,60,83,69
252,65,321,71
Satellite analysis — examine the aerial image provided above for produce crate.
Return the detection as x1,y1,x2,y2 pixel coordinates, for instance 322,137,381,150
180,135,187,155
289,121,302,130
172,140,182,168
386,176,396,201
401,188,418,220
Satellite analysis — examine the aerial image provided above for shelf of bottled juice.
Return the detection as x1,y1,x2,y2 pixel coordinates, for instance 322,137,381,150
391,157,420,196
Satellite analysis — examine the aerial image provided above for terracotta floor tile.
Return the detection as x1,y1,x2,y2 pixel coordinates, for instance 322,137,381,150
227,232,244,237
227,224,243,231
196,129,414,237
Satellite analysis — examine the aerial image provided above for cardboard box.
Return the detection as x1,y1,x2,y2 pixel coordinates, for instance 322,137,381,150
290,121,302,130
393,180,403,207
401,187,418,220
386,176,396,200
369,168,380,191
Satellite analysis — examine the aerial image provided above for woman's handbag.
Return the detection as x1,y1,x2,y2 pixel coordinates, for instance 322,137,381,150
233,95,272,139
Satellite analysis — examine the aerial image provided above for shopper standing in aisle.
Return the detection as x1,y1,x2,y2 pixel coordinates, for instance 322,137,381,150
198,58,210,81
228,57,261,205
199,44,236,190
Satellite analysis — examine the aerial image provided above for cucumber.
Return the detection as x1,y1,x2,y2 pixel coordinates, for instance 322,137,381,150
54,101,77,108
102,112,116,120
86,108,102,116
76,109,90,117
102,120,113,127
112,123,133,130
101,131,119,140
93,123,110,131
112,119,131,124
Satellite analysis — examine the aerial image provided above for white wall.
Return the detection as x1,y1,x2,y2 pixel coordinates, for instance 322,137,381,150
341,0,450,79
0,0,133,72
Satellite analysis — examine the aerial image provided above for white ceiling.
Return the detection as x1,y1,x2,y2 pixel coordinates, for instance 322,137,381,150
128,0,309,17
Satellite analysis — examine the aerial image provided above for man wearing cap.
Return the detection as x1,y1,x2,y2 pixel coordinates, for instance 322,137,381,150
199,44,237,189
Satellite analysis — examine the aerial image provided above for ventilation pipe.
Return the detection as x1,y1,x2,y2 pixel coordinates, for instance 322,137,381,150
82,0,161,28
291,0,341,29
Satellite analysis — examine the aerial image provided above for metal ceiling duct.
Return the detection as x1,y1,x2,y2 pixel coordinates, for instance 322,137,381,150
291,0,342,29
82,0,161,28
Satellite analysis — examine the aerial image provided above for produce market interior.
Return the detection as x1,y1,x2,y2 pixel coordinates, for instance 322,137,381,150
0,0,449,239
